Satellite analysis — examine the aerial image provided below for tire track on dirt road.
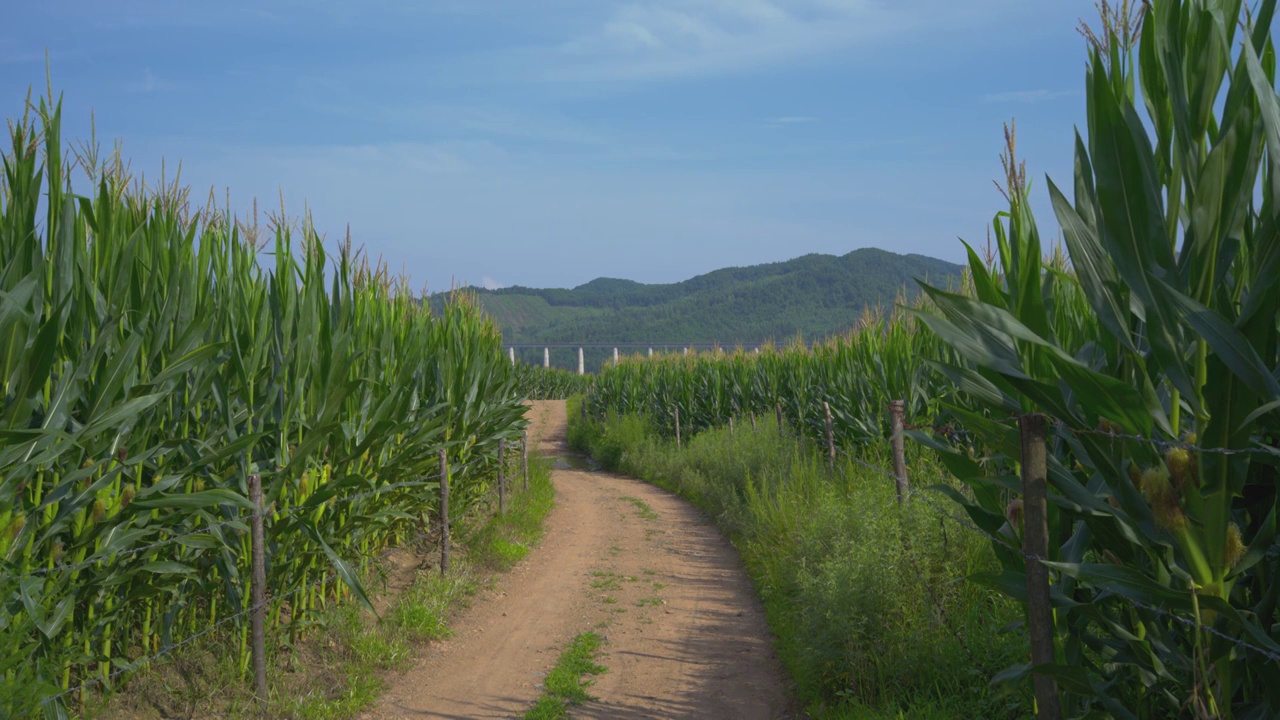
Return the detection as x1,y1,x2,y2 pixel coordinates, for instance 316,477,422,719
367,400,796,719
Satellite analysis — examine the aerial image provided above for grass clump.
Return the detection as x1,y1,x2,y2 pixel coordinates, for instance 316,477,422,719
464,453,556,571
522,632,607,720
570,411,1028,718
618,496,659,520
383,564,480,642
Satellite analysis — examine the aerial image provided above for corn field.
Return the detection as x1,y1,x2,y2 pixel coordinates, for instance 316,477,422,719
586,1,1280,716
586,299,996,446
512,363,593,400
0,100,528,717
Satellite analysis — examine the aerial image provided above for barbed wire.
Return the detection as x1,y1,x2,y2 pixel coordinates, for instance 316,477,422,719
10,515,252,581
908,409,1276,457
834,445,1280,664
0,415,531,710
46,520,441,706
38,439,519,706
2,451,494,583
837,446,1043,561
1057,423,1275,456
1125,596,1280,663
590,402,1280,665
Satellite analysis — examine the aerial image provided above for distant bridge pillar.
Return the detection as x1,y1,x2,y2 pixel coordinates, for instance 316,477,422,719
577,347,584,375
544,347,550,368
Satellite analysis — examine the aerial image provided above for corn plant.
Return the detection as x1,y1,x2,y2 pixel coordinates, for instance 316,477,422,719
916,1,1280,715
0,96,527,718
512,363,593,399
587,307,955,449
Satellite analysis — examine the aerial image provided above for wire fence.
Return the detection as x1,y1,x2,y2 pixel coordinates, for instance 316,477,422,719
46,518,440,706
5,437,532,713
0,452,496,583
828,417,1280,667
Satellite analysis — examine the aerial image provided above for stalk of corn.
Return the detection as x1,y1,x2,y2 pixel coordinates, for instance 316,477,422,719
0,95,528,716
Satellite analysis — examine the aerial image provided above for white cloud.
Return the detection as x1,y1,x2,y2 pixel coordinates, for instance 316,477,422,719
981,89,1073,104
520,0,1023,84
482,276,504,289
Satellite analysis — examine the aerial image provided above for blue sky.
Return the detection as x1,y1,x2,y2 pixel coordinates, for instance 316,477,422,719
2,0,1097,292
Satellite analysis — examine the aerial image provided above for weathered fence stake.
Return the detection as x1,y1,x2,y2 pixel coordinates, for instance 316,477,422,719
1020,413,1060,720
729,415,734,438
498,439,506,516
522,429,530,490
823,401,835,470
577,347,585,375
439,449,450,574
248,473,268,713
775,401,784,436
750,413,757,431
889,400,909,504
543,347,550,368
613,347,619,364
674,406,681,449
508,347,515,365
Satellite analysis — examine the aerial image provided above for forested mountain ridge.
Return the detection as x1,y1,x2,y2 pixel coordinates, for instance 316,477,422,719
428,248,961,369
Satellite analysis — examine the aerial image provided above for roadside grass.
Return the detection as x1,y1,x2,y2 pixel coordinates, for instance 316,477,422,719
101,452,557,720
568,407,1028,719
463,451,557,571
522,632,607,720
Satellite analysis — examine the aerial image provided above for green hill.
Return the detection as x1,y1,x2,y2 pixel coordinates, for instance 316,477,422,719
432,248,962,370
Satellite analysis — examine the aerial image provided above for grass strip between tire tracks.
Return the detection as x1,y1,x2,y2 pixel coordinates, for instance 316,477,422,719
522,631,607,720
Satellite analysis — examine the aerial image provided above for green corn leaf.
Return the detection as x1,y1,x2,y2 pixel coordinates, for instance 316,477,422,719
305,523,378,617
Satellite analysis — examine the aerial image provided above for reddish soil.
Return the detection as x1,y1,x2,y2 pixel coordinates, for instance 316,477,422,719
366,400,796,719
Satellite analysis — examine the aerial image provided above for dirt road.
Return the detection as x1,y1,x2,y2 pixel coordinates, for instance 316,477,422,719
367,400,795,719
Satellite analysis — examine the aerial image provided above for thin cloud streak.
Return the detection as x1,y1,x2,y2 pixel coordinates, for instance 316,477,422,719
392,0,1027,89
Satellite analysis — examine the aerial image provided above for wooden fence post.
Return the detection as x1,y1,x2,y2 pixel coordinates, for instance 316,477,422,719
613,347,619,364
729,415,734,438
522,429,530,490
498,439,506,516
889,400,909,504
775,401,783,436
578,347,585,375
439,449,450,574
1020,414,1060,720
248,473,268,713
823,401,835,470
543,347,550,368
674,406,681,449
750,413,757,431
